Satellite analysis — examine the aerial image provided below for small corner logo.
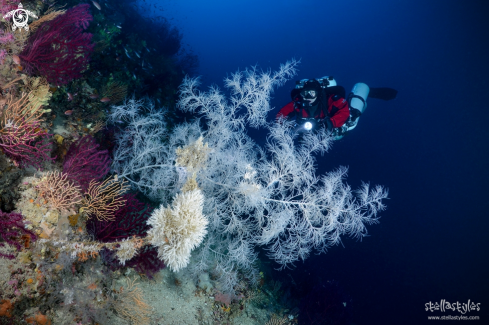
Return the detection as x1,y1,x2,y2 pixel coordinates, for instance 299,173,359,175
3,3,38,31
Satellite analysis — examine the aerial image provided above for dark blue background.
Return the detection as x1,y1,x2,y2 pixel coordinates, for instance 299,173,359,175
145,0,489,323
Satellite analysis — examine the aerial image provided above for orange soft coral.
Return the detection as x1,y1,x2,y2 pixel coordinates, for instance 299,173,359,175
0,299,13,317
25,313,51,325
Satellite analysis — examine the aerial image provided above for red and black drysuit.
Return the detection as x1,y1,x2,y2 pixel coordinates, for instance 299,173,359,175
276,86,350,130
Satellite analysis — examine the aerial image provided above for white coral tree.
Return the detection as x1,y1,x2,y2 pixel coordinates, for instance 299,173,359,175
109,59,388,292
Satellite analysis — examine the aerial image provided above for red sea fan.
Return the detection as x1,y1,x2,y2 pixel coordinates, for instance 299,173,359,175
99,246,166,279
87,194,166,278
62,135,111,192
19,4,94,86
125,246,166,279
86,193,152,242
0,210,36,260
0,133,53,169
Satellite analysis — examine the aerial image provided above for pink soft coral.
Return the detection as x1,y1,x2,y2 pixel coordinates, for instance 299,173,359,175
0,0,20,16
0,30,14,44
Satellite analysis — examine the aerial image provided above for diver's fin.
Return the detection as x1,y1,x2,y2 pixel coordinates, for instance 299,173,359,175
369,87,398,101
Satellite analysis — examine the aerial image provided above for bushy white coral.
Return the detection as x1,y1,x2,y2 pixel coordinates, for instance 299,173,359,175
110,60,388,292
146,189,208,272
116,238,139,265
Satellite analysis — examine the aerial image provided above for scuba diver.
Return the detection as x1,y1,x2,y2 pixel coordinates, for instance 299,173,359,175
276,76,398,140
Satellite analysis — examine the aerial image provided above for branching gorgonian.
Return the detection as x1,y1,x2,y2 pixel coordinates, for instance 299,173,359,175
110,59,388,294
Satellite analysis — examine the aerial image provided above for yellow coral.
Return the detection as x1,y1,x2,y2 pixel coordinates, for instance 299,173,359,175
53,134,64,145
68,214,79,227
36,171,82,212
180,174,199,193
113,278,152,325
21,76,52,112
81,176,129,221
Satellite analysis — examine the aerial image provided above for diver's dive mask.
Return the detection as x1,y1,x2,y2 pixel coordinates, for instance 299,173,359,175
300,89,318,100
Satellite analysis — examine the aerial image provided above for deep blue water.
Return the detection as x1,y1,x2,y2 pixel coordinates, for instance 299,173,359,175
142,0,489,323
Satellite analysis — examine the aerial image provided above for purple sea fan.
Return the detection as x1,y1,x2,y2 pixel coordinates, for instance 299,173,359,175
125,246,166,279
100,246,165,279
0,210,36,260
18,4,94,85
86,193,152,242
0,133,53,169
63,135,111,192
87,194,166,277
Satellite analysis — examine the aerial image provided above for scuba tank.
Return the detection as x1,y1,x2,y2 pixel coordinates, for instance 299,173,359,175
333,82,369,140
